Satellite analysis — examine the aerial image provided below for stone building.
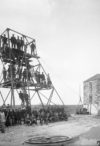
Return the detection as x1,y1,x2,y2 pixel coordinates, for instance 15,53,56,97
83,74,100,113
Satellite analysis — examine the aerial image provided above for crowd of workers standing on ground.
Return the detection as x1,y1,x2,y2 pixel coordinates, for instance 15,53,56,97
0,106,68,133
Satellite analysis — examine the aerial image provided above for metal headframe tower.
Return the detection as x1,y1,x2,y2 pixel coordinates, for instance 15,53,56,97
0,28,64,109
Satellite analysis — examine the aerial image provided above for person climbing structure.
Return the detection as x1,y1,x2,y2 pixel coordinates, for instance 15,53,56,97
22,68,27,82
3,67,7,82
19,91,25,105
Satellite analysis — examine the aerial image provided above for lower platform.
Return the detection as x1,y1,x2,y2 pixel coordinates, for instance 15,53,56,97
0,79,52,90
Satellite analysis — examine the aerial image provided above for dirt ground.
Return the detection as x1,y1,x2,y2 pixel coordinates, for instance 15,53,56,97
0,115,100,146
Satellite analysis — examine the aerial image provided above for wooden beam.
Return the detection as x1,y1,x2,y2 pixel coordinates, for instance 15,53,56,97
39,91,56,105
7,28,35,40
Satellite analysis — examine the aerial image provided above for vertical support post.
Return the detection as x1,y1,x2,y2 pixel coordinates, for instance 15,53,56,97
11,86,15,108
7,28,15,108
25,39,31,108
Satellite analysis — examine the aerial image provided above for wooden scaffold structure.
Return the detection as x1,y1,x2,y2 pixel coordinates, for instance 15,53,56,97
0,28,64,110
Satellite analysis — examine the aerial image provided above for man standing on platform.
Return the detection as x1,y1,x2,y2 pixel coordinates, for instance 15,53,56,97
30,41,36,55
17,36,21,50
11,34,16,48
2,34,7,47
20,37,24,51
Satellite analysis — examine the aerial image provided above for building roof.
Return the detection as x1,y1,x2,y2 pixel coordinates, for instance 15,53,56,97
84,74,100,82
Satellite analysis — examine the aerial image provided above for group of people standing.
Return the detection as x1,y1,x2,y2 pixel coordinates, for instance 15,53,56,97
3,64,32,83
0,34,36,55
1,34,24,50
3,63,52,89
0,106,68,133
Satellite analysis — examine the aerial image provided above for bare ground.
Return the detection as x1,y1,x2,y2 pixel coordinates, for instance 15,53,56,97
0,115,100,146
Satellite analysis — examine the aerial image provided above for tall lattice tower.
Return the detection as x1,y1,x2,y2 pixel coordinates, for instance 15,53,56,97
0,28,64,109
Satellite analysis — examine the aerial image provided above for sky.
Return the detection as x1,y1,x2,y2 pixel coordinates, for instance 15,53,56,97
0,0,100,105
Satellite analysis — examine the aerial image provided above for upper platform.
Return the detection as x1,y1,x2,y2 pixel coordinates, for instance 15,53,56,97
0,28,40,65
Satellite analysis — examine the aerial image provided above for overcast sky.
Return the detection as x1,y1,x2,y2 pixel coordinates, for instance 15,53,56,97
0,0,100,105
